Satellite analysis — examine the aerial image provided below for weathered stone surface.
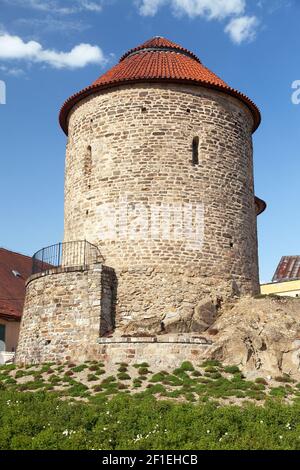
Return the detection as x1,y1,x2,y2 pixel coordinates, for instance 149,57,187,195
202,296,300,378
15,265,116,364
64,83,259,327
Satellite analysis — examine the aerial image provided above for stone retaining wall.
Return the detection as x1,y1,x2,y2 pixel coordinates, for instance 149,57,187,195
96,335,211,369
15,264,115,364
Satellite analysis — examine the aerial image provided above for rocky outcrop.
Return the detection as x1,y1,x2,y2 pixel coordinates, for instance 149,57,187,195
161,297,220,334
202,296,300,379
118,296,221,336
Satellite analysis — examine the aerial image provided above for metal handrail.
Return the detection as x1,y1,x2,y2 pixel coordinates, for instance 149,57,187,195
32,240,104,275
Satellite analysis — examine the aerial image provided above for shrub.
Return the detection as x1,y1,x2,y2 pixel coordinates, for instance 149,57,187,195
150,373,165,383
118,383,128,390
207,372,222,380
255,378,268,385
72,365,87,373
64,370,74,377
138,368,150,376
67,383,89,397
223,366,240,374
87,374,98,382
192,371,202,377
200,360,221,368
133,363,149,369
133,379,142,388
205,366,218,373
117,373,131,381
180,361,194,371
274,375,294,384
269,387,287,398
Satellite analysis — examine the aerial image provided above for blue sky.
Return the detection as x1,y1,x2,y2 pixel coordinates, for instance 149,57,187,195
0,0,299,282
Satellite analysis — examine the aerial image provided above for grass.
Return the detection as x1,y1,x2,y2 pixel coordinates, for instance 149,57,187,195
2,360,300,449
2,390,300,449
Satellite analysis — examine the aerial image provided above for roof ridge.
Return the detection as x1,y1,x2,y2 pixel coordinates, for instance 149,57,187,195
0,247,32,260
120,36,201,63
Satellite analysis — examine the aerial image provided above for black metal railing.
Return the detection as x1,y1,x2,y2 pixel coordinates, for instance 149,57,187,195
32,240,104,275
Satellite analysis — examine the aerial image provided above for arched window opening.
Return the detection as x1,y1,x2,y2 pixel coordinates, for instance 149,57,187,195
192,136,199,165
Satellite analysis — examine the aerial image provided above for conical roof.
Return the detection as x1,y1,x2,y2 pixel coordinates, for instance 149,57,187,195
59,36,260,134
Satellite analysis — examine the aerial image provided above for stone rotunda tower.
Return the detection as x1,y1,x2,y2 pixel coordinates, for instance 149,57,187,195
16,37,266,365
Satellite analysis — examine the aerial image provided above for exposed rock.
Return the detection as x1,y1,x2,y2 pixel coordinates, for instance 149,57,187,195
120,316,162,336
118,296,220,336
161,297,219,334
202,296,300,378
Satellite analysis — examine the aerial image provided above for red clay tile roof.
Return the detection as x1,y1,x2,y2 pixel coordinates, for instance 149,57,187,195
119,36,201,63
272,256,300,282
255,196,267,216
59,36,261,135
0,248,32,321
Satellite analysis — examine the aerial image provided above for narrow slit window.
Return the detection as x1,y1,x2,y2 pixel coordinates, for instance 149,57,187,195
84,145,92,177
192,136,199,165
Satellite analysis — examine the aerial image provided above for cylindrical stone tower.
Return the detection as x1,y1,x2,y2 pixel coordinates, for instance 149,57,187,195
59,36,265,336
16,36,266,365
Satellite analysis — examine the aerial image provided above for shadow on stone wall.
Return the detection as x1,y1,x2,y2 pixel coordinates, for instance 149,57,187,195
100,267,117,336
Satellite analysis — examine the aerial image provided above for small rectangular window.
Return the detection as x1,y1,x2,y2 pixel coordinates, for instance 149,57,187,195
192,136,199,165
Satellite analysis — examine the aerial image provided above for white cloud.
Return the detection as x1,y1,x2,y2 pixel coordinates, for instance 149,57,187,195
137,0,259,44
0,64,25,77
1,0,105,14
80,1,103,12
15,17,91,34
138,0,246,19
225,15,259,44
0,32,107,69
138,0,167,16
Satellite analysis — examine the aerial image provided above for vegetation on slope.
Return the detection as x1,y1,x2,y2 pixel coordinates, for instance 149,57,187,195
1,360,300,450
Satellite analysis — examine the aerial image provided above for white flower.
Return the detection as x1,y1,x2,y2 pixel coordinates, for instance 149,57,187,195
260,420,264,424
207,430,210,434
62,430,69,436
279,435,283,440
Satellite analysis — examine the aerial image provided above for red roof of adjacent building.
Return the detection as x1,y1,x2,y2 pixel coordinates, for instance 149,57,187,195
59,36,261,135
272,256,300,282
0,248,32,321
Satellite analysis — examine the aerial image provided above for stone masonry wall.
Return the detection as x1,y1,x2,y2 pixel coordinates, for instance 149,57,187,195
63,83,259,333
15,264,115,364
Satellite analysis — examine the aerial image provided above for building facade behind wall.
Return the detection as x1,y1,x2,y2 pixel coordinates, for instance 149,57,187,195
0,248,32,363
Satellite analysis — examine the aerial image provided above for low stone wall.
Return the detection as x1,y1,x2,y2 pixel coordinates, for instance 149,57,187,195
96,336,212,369
15,264,115,364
